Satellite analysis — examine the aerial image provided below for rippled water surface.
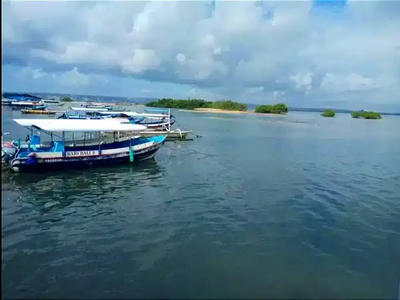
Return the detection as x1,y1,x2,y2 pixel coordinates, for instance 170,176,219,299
2,108,400,299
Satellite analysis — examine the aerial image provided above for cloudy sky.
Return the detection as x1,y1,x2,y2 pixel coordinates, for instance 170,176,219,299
2,0,400,111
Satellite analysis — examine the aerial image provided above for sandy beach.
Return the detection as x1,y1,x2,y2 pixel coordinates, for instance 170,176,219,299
179,107,287,116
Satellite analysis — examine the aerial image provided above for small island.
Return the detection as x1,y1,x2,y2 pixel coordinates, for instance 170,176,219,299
145,98,247,112
351,111,382,119
321,109,335,117
145,98,293,115
254,103,288,114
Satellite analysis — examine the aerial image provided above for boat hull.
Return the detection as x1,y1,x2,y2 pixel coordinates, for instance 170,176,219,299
142,131,191,140
114,130,192,141
8,136,165,173
21,109,56,115
11,104,45,110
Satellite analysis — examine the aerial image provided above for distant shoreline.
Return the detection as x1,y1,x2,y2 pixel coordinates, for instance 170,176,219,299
66,101,141,107
179,107,287,116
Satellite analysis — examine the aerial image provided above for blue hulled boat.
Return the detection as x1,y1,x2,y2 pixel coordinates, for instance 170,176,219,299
2,119,166,173
2,93,45,108
57,111,103,120
2,93,42,102
59,110,175,129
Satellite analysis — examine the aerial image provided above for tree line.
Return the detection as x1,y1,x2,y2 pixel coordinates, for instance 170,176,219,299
146,98,247,111
146,98,290,114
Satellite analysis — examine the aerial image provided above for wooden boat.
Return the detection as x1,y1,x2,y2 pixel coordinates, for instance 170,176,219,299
42,99,61,104
57,112,103,120
98,108,174,129
21,109,56,115
105,108,192,140
2,93,42,102
61,109,175,130
140,129,192,141
2,119,166,173
97,111,167,118
2,93,45,109
2,133,17,169
80,102,113,110
10,101,45,109
2,99,12,106
112,128,192,141
70,106,110,112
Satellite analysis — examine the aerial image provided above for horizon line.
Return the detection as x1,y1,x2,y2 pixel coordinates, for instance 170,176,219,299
2,91,399,115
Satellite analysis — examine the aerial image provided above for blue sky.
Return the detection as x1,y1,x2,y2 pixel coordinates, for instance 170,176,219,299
2,0,400,111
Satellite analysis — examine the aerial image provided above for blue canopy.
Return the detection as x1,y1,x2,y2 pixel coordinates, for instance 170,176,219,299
2,93,42,101
144,108,169,114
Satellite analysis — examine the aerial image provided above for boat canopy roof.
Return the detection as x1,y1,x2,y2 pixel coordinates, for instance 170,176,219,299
13,119,147,132
70,107,109,112
3,93,42,101
144,108,169,114
98,111,167,118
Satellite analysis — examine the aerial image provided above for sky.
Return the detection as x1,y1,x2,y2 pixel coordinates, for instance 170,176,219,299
2,0,400,111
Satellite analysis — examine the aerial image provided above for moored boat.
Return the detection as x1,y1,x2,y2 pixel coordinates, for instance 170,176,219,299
2,93,42,102
2,119,166,173
2,93,45,109
61,109,175,129
42,99,61,104
2,99,13,106
21,109,56,115
139,129,193,141
70,107,110,112
10,101,45,109
57,111,103,120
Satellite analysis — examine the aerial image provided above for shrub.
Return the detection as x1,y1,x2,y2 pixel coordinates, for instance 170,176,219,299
352,110,382,119
321,109,335,117
255,103,288,114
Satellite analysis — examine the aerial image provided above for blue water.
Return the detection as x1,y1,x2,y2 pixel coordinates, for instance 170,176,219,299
2,108,400,299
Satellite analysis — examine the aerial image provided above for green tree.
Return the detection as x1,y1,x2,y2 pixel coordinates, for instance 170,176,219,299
351,110,382,119
361,111,382,119
321,109,335,117
255,103,288,114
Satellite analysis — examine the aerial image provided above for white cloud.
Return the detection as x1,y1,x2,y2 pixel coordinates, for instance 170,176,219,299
20,67,45,79
1,0,400,108
319,73,374,94
58,67,89,88
290,73,313,90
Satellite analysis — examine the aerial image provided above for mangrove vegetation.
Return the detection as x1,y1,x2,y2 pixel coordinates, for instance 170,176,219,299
321,109,336,117
351,111,382,119
145,98,247,111
254,103,289,114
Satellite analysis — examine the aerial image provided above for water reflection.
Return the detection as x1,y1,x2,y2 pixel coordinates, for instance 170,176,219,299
2,161,165,214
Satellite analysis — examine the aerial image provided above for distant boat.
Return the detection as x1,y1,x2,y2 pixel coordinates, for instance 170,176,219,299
81,102,113,110
57,111,104,120
10,101,46,109
71,106,110,112
2,119,166,173
2,99,13,106
2,93,43,107
42,99,61,104
59,111,176,130
2,93,42,102
21,109,56,115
